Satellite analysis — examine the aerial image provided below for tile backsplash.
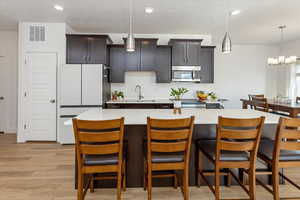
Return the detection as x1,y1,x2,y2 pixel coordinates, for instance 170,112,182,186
111,71,216,100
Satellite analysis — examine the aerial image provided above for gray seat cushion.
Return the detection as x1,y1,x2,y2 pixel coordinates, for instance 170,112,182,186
152,154,184,163
259,139,300,161
197,140,249,161
84,155,118,166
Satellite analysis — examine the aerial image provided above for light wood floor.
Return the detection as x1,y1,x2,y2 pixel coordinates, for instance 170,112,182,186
1,134,300,200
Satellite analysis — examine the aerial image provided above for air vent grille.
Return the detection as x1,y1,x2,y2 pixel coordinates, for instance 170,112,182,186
29,25,46,42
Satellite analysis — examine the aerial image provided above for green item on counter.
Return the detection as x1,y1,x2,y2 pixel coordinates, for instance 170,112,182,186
170,88,189,100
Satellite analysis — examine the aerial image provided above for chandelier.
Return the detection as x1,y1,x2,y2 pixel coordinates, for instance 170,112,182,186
268,25,298,65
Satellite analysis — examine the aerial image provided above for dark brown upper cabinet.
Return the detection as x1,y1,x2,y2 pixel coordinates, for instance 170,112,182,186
123,38,158,71
66,34,112,64
140,39,157,71
199,46,215,83
156,46,172,83
169,39,202,66
125,40,141,71
108,45,126,83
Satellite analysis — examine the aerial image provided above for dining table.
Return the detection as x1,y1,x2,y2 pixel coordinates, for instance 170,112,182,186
240,98,300,118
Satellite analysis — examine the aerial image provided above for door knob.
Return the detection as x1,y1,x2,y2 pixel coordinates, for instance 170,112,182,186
50,99,56,103
0,96,4,100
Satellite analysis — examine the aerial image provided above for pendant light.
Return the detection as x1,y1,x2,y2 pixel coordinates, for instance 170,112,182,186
126,0,135,52
268,26,298,65
222,0,232,54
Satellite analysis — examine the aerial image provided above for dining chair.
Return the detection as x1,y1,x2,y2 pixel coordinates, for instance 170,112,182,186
145,116,195,200
72,118,126,200
248,94,265,109
255,117,300,200
251,97,269,112
197,116,265,200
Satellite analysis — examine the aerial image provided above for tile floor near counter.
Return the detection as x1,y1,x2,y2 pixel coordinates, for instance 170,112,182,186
1,134,300,200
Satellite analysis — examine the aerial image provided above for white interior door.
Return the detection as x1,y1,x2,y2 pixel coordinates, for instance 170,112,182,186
0,57,5,133
25,53,57,141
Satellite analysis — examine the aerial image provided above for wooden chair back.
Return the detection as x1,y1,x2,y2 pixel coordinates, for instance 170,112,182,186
251,97,269,112
72,118,125,172
147,116,195,170
274,117,300,162
248,94,264,101
216,116,265,164
248,94,265,109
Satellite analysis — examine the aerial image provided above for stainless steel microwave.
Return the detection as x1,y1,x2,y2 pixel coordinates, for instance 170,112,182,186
171,66,201,82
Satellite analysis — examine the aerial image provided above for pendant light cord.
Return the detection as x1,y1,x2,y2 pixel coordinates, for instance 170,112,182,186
129,0,133,34
226,0,230,33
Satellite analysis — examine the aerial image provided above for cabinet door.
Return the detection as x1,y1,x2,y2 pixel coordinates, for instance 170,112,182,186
171,41,187,66
186,42,201,66
82,65,103,105
88,37,107,64
66,35,88,64
109,46,126,83
125,40,140,71
156,46,171,83
60,65,82,106
199,48,214,83
140,39,157,71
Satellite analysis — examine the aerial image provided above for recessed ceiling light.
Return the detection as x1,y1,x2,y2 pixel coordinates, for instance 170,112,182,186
54,4,64,11
230,10,241,16
145,7,154,14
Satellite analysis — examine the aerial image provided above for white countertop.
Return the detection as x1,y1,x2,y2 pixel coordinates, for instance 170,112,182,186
64,108,281,126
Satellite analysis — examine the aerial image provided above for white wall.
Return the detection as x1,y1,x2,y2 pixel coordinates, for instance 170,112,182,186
282,39,300,56
0,31,18,133
112,44,278,108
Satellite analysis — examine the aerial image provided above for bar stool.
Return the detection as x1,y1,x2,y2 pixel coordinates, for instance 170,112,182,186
72,118,126,200
145,116,195,200
197,116,265,200
256,117,300,200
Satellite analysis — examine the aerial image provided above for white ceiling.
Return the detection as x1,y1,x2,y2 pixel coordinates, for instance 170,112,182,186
0,0,300,44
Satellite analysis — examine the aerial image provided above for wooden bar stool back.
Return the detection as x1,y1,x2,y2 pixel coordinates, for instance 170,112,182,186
257,117,300,200
146,116,195,200
198,116,265,200
72,118,125,200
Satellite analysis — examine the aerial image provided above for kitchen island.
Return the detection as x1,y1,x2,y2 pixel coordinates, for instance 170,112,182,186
67,108,280,188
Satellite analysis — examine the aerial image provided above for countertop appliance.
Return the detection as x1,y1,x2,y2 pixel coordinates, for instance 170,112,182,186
172,66,201,82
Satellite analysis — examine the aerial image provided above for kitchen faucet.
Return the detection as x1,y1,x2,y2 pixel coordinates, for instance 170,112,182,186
135,85,144,101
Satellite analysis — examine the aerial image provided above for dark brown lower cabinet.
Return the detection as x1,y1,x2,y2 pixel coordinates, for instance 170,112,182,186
106,103,173,109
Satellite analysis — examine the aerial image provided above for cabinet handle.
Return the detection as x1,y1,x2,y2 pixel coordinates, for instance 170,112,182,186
186,43,188,63
184,44,187,63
